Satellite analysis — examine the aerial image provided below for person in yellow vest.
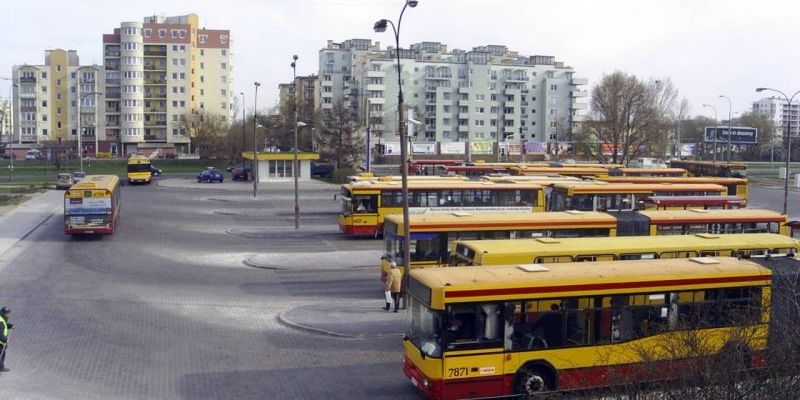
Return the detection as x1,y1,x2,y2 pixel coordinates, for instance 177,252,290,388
0,307,12,372
384,262,402,313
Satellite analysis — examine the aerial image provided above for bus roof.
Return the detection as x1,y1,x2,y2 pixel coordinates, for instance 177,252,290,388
349,175,468,182
645,195,747,206
512,167,609,174
127,155,150,164
343,180,543,191
69,174,120,190
638,208,785,223
615,167,688,174
552,182,726,193
600,176,747,184
670,160,747,169
456,233,799,259
411,257,773,309
384,211,617,234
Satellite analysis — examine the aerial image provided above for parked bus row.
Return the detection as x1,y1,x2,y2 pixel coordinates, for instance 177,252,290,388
403,255,799,399
379,209,791,279
339,180,746,236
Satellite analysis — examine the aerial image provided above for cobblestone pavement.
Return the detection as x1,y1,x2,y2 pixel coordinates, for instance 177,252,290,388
0,179,417,399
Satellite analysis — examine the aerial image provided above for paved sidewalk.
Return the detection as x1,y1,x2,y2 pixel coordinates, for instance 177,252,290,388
0,190,62,258
244,250,383,269
158,177,336,192
278,299,410,338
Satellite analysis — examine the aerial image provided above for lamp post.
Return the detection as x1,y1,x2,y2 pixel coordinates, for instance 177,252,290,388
756,87,799,216
291,55,302,229
253,82,261,198
374,0,418,309
718,95,733,162
240,92,245,164
78,91,102,172
702,104,718,162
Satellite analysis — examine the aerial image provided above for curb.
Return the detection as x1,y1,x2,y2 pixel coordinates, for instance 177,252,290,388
242,257,285,270
276,306,409,339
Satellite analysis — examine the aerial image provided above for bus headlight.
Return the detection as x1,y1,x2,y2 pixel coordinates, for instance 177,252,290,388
422,378,429,389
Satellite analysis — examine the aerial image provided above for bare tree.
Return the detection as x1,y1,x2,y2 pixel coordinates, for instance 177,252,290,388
584,72,677,165
184,111,231,160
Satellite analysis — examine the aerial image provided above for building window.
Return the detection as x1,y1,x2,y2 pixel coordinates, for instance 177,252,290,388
199,35,207,44
143,29,151,37
41,72,47,79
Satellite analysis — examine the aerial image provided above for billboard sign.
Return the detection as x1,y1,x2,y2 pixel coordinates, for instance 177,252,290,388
440,142,465,155
704,126,757,145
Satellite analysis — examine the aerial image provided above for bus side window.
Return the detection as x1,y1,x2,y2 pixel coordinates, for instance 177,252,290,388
699,251,719,257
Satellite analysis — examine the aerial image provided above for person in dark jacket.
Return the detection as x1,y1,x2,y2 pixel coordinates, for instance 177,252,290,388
0,307,13,372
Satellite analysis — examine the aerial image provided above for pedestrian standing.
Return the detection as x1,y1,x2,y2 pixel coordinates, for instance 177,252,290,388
0,307,12,372
384,262,402,312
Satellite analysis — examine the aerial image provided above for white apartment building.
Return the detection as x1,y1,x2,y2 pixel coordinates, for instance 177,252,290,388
11,49,104,149
753,97,799,143
318,40,587,147
102,14,233,155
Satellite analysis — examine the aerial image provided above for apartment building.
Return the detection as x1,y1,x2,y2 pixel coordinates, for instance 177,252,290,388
102,14,233,155
11,49,104,149
753,97,799,143
318,39,587,147
279,74,319,118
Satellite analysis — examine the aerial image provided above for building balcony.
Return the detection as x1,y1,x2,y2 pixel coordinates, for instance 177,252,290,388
321,80,333,87
106,121,120,127
19,77,36,84
458,99,469,106
105,63,120,71
426,74,452,80
106,79,121,86
505,76,529,82
145,108,167,113
144,64,167,71
20,106,36,112
144,51,167,57
458,125,469,133
144,122,167,128
18,92,36,98
369,124,385,131
571,115,587,122
571,90,588,97
366,70,385,78
144,79,167,85
370,111,385,118
504,125,517,134
367,97,385,105
321,102,333,109
106,107,121,113
80,106,97,113
321,91,333,98
571,77,588,86
426,98,437,105
458,113,470,119
366,84,385,91
144,92,167,99
570,101,587,110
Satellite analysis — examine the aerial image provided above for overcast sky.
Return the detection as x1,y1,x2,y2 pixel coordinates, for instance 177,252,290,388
2,0,799,119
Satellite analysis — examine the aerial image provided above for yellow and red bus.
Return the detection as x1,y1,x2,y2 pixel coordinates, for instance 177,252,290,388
409,159,465,175
547,182,727,212
608,167,688,177
510,166,610,178
349,173,468,182
669,160,747,178
452,233,799,266
403,256,780,398
126,154,152,184
380,211,618,279
64,175,121,235
634,209,789,236
338,181,545,236
599,176,749,199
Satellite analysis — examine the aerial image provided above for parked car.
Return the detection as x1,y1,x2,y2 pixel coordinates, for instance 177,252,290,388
25,149,41,160
56,173,72,190
70,171,86,184
311,161,334,179
232,166,250,181
197,167,224,183
150,165,163,176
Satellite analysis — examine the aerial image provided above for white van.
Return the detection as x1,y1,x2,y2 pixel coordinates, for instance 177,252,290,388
25,149,41,160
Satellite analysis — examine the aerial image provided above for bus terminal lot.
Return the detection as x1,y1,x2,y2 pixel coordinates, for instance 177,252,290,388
0,177,797,399
0,179,418,400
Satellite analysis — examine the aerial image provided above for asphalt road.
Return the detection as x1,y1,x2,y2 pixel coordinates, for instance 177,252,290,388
0,178,796,399
0,180,416,400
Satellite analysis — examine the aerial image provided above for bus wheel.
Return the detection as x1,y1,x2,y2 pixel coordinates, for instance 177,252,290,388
515,365,554,395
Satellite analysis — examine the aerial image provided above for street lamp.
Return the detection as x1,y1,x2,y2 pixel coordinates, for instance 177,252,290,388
253,82,261,198
295,121,306,230
718,95,733,162
78,91,102,172
702,104,718,162
240,92,245,164
291,55,301,229
756,87,799,216
374,0,418,309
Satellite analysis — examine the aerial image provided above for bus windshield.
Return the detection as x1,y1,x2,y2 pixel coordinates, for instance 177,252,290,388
127,163,150,173
409,300,444,358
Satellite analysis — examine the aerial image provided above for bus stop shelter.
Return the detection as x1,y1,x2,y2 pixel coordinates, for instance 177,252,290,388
242,151,319,183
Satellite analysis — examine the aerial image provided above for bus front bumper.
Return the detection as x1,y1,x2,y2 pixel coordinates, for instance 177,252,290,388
65,226,113,235
404,355,443,400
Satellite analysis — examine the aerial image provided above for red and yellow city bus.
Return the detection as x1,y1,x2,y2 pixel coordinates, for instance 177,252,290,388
338,181,545,236
547,182,727,212
599,176,749,199
635,209,789,236
64,175,121,235
380,211,618,279
349,173,468,182
644,195,746,210
510,166,610,178
403,257,776,398
439,165,510,177
409,160,465,175
608,167,689,177
669,160,747,178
